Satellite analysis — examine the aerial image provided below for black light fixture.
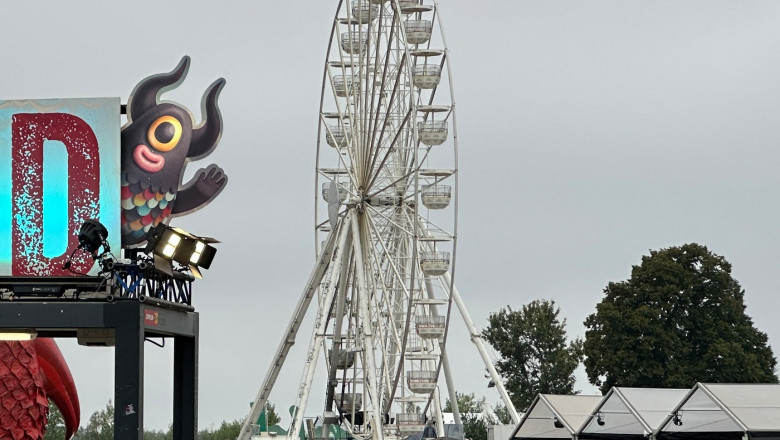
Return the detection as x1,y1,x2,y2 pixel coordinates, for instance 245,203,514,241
596,413,605,426
672,411,683,426
78,219,110,258
65,219,112,273
552,417,564,429
144,224,218,278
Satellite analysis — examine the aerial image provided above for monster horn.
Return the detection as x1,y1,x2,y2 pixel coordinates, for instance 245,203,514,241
34,338,80,440
128,55,191,120
189,78,226,160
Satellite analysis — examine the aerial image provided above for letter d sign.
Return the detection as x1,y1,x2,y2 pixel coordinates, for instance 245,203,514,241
0,98,121,276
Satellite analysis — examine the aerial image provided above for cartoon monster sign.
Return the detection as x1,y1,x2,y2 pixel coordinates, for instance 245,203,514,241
121,56,228,247
0,55,227,274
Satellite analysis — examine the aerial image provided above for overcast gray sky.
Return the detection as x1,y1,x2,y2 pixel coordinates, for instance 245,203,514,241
3,0,780,431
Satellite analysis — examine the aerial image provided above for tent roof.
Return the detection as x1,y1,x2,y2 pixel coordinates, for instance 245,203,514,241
579,387,688,438
511,395,603,440
657,383,780,437
268,425,288,435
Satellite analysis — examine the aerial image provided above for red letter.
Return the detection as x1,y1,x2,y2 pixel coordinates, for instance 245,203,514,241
12,113,100,276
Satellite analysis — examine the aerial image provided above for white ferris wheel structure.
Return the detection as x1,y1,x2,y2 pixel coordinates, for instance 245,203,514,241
240,1,517,439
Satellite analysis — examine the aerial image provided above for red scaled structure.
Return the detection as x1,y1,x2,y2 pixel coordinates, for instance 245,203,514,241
0,339,80,440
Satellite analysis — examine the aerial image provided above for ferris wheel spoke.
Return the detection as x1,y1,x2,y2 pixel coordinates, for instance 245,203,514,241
411,143,434,173
417,213,453,238
358,12,385,182
363,203,417,239
365,110,413,194
361,55,409,193
366,14,396,156
366,160,419,202
364,226,414,332
366,37,403,164
362,208,422,381
349,210,392,436
364,212,415,317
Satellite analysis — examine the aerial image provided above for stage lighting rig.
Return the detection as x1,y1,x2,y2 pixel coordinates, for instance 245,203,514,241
19,220,220,306
78,219,111,258
144,224,218,279
61,219,115,276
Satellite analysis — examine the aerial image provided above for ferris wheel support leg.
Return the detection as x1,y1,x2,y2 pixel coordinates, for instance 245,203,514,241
443,272,520,424
323,232,352,414
290,220,353,440
322,239,354,438
432,387,445,436
439,348,462,426
350,211,386,440
238,224,346,440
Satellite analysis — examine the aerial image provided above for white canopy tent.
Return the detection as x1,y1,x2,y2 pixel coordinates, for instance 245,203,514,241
578,387,688,440
656,383,780,440
510,395,603,440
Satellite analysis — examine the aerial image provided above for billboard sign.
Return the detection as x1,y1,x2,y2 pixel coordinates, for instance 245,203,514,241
0,98,121,276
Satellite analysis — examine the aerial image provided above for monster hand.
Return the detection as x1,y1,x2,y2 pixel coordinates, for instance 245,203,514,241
171,164,228,216
195,164,227,198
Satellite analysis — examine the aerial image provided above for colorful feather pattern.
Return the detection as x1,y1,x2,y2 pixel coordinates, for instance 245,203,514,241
120,176,175,246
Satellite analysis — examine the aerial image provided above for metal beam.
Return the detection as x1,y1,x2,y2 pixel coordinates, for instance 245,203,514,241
239,224,342,440
0,300,199,439
113,306,144,438
289,219,352,440
443,272,520,424
350,210,385,440
173,330,198,438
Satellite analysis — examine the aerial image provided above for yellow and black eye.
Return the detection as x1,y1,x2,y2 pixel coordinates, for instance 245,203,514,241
147,115,182,152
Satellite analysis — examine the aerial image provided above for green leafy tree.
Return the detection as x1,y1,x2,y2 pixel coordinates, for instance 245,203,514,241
198,419,242,440
266,402,281,426
144,427,172,440
66,399,277,440
443,392,494,440
584,243,778,393
482,300,583,411
491,403,512,425
44,401,66,439
73,401,114,440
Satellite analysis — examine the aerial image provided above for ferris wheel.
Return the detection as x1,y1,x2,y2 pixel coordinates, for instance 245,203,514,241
241,1,517,439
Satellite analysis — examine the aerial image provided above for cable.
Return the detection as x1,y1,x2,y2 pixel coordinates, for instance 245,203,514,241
144,337,165,348
62,247,90,276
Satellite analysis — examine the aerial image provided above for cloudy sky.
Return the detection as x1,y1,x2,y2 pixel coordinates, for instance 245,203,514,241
3,0,780,432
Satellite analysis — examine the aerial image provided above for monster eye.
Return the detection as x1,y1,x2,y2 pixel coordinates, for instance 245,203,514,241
147,115,182,152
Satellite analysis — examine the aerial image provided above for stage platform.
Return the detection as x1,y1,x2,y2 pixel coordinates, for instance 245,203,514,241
0,299,198,440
